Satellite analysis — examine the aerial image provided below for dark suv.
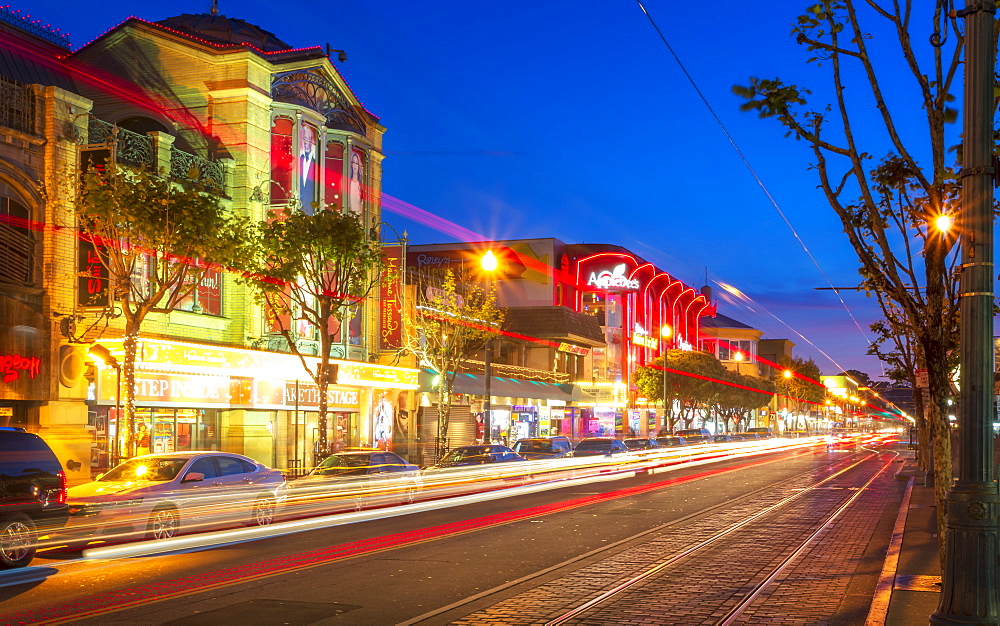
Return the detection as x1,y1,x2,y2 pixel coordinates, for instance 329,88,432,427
0,428,69,567
512,436,573,460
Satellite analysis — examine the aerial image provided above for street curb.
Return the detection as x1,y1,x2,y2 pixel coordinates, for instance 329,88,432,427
866,475,914,625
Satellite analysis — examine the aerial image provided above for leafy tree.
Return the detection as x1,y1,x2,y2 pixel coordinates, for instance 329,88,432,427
635,350,727,431
77,164,250,457
733,0,967,546
839,369,873,389
243,207,385,457
405,269,502,459
714,371,776,433
773,356,825,431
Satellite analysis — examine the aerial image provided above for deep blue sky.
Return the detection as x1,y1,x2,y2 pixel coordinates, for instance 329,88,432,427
21,0,951,380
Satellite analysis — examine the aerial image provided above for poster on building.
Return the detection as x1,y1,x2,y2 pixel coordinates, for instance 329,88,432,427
78,235,109,308
380,246,403,351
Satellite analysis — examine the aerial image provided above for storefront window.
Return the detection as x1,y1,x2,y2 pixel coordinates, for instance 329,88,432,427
170,268,222,316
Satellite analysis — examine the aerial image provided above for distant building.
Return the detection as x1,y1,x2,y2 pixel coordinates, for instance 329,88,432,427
405,238,715,446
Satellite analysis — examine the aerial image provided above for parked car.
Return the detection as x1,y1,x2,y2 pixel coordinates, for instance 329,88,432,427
292,450,421,512
0,427,69,568
654,436,688,448
512,436,573,460
573,437,630,457
622,437,657,451
713,434,736,443
62,452,287,544
676,428,713,444
747,427,775,439
424,445,526,469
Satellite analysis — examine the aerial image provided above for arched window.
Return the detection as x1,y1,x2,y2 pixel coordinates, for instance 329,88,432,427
0,190,34,286
349,149,365,214
324,141,344,212
298,122,320,214
270,117,294,204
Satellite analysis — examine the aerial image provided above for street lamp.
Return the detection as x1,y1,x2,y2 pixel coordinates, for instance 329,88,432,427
932,2,999,620
660,325,672,435
481,250,499,444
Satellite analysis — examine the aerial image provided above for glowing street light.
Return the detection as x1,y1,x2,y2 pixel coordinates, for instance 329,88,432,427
480,249,499,443
480,249,498,272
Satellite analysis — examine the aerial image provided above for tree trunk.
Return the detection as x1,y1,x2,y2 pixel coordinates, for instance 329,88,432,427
122,317,140,459
316,360,329,466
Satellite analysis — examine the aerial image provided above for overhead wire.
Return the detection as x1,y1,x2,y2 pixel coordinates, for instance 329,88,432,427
635,0,879,376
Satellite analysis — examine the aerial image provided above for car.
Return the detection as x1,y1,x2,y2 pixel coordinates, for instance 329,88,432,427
0,427,69,568
424,445,526,469
512,436,573,460
292,450,421,511
713,434,736,443
726,433,748,442
676,428,713,444
654,436,688,448
747,427,775,439
622,437,657,451
62,451,287,544
572,437,630,457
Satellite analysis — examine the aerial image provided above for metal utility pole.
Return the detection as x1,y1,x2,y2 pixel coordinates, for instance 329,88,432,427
931,2,999,623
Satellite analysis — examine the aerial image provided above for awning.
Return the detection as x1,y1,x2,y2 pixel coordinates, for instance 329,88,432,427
418,370,595,402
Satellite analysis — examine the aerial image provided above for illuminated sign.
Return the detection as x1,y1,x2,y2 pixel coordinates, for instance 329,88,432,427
586,264,640,290
631,334,658,349
97,338,419,389
630,324,658,349
380,247,403,351
1,354,41,382
557,342,590,356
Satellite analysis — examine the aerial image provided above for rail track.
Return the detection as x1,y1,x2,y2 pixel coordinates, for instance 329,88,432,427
407,444,902,626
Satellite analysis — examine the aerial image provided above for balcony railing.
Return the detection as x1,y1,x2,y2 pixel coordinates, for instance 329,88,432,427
81,117,227,194
171,147,226,191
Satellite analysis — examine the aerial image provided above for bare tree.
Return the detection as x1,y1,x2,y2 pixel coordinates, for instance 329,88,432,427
733,0,968,554
405,269,502,459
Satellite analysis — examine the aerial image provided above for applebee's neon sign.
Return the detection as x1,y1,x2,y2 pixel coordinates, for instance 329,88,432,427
587,264,640,290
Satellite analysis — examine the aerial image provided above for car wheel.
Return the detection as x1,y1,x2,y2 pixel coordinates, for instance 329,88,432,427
251,497,276,527
405,483,418,504
0,513,36,568
146,506,179,540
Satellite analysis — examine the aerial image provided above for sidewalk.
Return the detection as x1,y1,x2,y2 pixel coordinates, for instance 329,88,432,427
872,457,941,625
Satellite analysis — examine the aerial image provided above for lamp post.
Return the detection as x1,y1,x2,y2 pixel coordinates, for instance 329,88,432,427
932,2,999,622
660,325,672,435
481,250,499,444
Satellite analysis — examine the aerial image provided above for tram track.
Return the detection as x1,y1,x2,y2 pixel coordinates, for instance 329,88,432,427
419,446,902,626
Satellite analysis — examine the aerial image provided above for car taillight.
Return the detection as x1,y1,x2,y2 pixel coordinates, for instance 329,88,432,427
55,469,68,504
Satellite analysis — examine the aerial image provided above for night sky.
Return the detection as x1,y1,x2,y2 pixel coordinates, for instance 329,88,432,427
18,0,963,381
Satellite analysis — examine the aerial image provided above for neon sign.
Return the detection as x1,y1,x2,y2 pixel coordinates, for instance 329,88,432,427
1,354,41,382
586,264,640,290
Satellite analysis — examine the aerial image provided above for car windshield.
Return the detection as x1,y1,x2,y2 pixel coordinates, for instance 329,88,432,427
100,457,190,482
439,447,489,464
313,454,371,476
516,440,552,453
576,441,610,450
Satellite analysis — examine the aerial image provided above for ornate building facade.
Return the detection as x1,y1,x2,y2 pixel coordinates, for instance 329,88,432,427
0,8,418,482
